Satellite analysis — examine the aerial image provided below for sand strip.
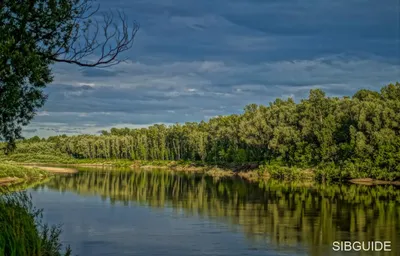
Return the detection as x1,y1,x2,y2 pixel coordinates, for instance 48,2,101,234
22,165,78,174
0,177,20,185
349,178,400,186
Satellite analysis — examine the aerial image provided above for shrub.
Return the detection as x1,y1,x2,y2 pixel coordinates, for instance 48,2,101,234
0,191,71,256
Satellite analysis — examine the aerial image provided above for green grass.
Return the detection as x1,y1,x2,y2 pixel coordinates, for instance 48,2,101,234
0,154,204,169
0,153,135,167
0,191,71,256
2,152,398,182
0,163,49,181
256,164,315,181
0,153,82,164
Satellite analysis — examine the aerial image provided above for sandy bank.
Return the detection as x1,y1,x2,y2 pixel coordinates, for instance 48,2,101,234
349,178,400,186
22,165,78,174
0,177,20,185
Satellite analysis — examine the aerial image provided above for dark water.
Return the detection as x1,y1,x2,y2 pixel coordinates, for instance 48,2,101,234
27,168,400,256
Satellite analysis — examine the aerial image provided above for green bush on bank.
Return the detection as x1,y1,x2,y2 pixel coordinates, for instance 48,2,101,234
257,163,314,181
0,154,79,164
0,163,49,180
0,192,71,256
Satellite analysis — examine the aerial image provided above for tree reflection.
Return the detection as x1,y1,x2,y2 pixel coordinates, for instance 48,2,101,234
40,169,400,256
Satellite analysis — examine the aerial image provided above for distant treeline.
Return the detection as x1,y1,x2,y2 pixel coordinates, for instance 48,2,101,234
7,82,400,180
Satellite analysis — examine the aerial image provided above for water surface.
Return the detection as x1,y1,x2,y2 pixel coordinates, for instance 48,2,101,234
28,168,400,256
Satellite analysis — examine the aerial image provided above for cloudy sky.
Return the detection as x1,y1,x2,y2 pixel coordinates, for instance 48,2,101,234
26,0,400,137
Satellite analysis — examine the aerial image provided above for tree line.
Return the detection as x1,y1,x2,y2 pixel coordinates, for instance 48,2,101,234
12,82,400,179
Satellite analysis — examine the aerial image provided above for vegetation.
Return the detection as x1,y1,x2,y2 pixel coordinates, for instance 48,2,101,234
4,83,400,181
0,163,49,184
0,191,71,256
0,0,138,150
40,169,400,256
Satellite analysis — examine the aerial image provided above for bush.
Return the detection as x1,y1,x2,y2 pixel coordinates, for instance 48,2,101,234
257,163,312,181
0,191,71,256
0,163,49,180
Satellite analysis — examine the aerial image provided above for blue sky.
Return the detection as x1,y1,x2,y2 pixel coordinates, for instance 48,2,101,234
26,0,400,137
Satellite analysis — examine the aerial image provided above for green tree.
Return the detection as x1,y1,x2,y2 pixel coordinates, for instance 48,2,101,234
0,0,139,152
3,83,400,181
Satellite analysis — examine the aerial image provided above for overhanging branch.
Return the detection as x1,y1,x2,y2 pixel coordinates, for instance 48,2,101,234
51,8,140,68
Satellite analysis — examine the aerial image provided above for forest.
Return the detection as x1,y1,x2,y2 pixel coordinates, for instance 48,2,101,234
3,82,400,181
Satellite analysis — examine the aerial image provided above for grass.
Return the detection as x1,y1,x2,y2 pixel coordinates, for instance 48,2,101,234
255,163,315,181
0,153,318,181
0,153,134,167
0,163,50,185
0,191,71,256
2,153,399,183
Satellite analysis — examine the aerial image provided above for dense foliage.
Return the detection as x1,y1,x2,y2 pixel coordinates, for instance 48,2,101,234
0,0,137,150
7,83,400,180
0,191,71,256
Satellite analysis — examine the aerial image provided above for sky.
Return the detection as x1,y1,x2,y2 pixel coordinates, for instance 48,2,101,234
25,0,400,137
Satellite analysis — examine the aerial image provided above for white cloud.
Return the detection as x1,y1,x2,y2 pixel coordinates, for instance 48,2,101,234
36,111,50,116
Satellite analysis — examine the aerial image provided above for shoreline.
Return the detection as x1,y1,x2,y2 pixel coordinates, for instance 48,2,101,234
17,161,265,180
0,177,21,185
0,164,77,186
5,160,399,186
8,161,304,182
22,165,78,174
348,178,400,186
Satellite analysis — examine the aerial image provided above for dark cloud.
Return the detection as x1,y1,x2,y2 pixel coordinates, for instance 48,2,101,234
40,56,399,128
81,68,120,77
22,129,38,133
95,0,398,62
25,0,400,137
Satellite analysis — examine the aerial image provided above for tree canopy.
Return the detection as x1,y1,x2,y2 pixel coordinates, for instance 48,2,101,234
8,82,400,181
0,0,139,152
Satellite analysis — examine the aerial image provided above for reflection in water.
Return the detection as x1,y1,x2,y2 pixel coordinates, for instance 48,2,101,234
33,169,400,256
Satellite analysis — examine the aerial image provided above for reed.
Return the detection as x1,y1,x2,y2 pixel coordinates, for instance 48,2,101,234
0,191,71,256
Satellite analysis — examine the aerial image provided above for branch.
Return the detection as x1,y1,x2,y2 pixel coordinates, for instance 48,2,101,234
51,9,140,68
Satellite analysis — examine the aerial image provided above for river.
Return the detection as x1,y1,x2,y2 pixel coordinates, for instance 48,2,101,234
27,167,400,256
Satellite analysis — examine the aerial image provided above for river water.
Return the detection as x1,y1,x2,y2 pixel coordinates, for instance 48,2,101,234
27,168,400,256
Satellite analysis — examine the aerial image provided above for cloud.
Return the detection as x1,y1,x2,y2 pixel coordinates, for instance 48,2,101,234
80,68,120,77
35,56,399,131
23,0,400,137
23,122,168,138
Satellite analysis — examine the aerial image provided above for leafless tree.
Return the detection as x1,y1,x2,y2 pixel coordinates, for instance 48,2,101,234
48,1,140,67
1,0,139,68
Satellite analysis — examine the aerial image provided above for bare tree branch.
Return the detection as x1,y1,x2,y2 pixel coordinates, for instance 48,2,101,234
48,4,140,68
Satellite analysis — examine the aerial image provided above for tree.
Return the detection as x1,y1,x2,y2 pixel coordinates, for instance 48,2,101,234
0,0,139,153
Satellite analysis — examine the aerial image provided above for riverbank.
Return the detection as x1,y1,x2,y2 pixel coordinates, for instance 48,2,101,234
0,163,77,186
22,165,78,174
2,154,399,184
2,155,313,182
5,160,270,181
0,163,49,185
349,178,400,186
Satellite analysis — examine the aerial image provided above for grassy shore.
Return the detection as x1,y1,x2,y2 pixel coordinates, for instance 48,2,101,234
0,163,49,185
2,153,399,184
0,162,77,186
0,153,314,181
